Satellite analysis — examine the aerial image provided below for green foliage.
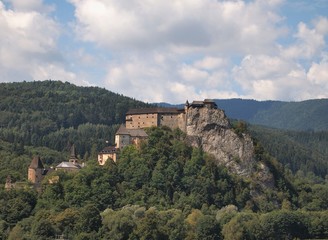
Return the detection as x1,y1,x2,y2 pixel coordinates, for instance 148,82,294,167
221,210,328,240
250,125,328,178
216,98,328,131
1,80,327,239
0,80,152,158
232,120,248,137
0,189,37,225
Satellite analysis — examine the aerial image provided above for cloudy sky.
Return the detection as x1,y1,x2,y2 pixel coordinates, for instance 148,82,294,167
1,0,328,103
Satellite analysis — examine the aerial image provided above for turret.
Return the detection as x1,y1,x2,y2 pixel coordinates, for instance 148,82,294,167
69,144,79,164
28,156,44,185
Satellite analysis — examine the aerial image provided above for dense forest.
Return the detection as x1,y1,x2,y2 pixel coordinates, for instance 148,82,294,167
1,127,327,239
217,98,328,131
0,81,327,239
249,125,328,178
0,81,152,182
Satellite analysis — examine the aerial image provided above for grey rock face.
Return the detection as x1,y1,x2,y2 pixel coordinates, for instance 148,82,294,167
185,107,256,177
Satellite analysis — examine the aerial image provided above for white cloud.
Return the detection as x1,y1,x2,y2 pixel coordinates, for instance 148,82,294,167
104,53,235,103
307,55,328,86
69,0,284,55
282,20,327,59
105,56,172,102
1,0,327,103
179,64,209,83
0,1,88,86
314,17,328,35
232,54,312,100
194,57,228,70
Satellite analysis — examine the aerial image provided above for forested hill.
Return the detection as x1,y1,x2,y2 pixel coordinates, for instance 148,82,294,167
249,125,328,178
0,82,327,239
158,99,328,131
0,80,151,128
0,81,152,167
216,99,328,131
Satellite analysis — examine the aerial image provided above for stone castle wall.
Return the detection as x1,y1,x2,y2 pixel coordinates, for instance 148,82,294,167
126,113,159,129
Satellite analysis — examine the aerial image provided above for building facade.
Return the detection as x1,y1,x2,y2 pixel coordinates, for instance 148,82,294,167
125,99,217,131
98,146,117,165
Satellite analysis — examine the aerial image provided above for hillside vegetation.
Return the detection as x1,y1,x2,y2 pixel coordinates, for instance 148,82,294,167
0,81,151,163
0,81,327,239
216,99,328,131
249,125,328,178
1,127,327,239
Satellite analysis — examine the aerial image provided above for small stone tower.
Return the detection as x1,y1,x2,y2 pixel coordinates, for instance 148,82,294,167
4,175,14,190
68,144,79,164
28,156,44,185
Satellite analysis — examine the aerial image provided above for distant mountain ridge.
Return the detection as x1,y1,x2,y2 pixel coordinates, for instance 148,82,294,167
157,99,328,131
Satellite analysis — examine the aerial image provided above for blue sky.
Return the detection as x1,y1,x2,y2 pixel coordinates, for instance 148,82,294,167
0,0,327,103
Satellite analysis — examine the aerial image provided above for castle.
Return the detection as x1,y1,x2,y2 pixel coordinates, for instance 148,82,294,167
125,99,217,131
5,99,218,189
98,99,217,165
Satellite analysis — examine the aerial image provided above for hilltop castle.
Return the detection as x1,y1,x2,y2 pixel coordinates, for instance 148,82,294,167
98,99,217,165
125,99,217,131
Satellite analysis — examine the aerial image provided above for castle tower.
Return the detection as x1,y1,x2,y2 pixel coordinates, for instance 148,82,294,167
68,144,79,164
28,156,44,185
5,175,14,190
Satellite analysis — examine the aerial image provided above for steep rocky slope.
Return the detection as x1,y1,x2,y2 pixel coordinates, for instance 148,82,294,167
185,106,274,187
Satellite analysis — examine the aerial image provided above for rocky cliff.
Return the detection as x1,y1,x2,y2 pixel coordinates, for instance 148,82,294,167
185,106,274,187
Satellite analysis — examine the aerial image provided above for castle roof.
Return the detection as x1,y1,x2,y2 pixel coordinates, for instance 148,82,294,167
56,162,82,169
126,107,180,115
116,125,148,137
29,156,44,169
189,99,217,108
99,146,117,154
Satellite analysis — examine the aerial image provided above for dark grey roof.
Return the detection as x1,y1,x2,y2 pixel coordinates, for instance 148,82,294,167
190,99,217,108
116,125,148,137
29,156,44,169
126,107,180,115
190,101,204,105
99,146,117,154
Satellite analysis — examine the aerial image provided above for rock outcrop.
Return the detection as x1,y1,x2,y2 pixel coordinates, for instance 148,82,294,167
185,106,273,186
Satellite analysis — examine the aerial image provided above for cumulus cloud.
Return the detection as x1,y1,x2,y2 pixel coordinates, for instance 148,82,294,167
0,1,88,85
232,54,311,100
308,55,328,86
2,0,328,103
104,53,235,103
282,21,326,59
69,0,284,54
